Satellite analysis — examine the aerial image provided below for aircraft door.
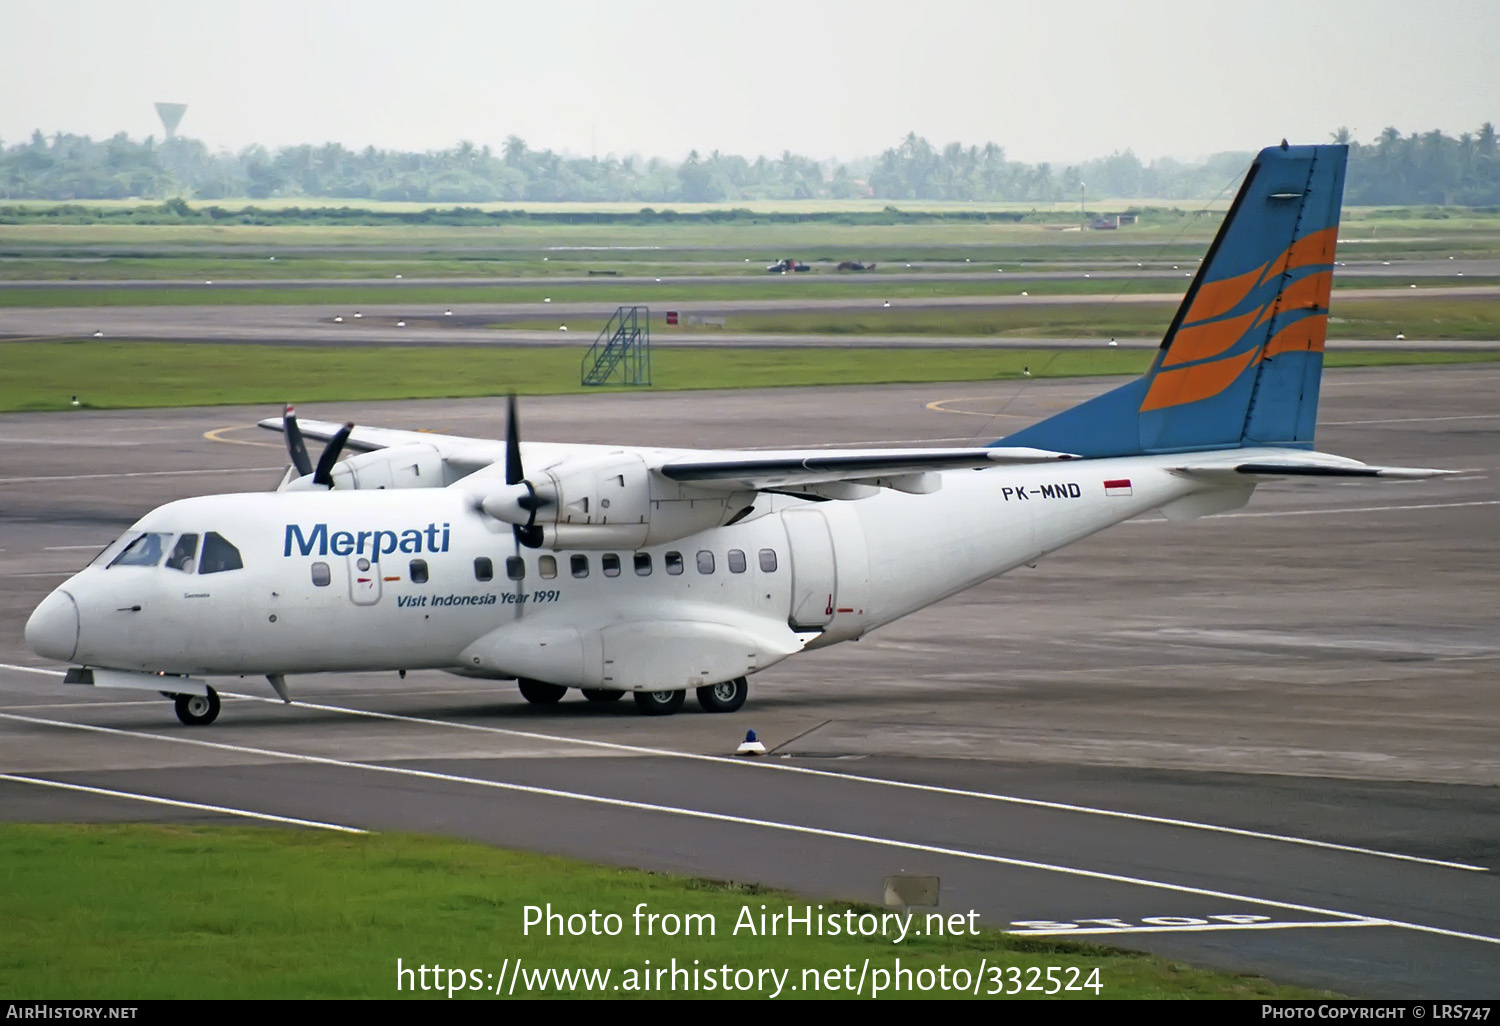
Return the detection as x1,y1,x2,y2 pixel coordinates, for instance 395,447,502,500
782,508,837,630
348,555,382,606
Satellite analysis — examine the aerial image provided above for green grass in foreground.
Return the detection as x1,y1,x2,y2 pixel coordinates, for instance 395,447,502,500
3,341,1496,413
0,823,1329,999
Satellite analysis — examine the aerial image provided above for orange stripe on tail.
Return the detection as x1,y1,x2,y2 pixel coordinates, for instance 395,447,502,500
1184,263,1268,324
1141,348,1259,412
1260,226,1338,283
1259,314,1329,361
1164,306,1265,367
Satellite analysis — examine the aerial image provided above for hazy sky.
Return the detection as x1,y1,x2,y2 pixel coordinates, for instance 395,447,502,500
5,0,1497,164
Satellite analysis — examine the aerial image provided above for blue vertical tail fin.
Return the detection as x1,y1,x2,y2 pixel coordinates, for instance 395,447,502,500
997,142,1348,457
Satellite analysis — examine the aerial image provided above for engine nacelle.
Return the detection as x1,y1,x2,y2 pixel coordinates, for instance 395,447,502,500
482,452,756,549
333,443,451,489
282,443,452,491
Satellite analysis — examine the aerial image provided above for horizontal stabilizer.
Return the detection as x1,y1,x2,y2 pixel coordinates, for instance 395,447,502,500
1171,457,1459,482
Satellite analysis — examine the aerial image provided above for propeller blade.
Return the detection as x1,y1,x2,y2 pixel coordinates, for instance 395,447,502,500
312,422,354,488
505,393,523,486
283,404,313,477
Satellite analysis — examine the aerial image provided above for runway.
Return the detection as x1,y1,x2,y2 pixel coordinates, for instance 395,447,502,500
1,368,1497,997
3,256,1498,289
3,284,1498,350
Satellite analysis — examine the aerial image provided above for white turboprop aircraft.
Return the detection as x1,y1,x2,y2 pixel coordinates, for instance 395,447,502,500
25,143,1454,724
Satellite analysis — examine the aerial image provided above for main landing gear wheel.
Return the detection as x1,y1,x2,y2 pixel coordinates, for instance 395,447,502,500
174,686,220,726
580,688,625,703
696,677,748,713
518,678,567,705
632,689,685,716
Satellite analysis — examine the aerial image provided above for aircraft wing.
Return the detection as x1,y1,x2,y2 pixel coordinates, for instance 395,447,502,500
259,414,1077,494
257,416,505,473
658,447,1077,491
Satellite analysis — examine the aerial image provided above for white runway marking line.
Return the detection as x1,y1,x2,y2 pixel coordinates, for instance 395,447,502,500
0,467,281,484
1010,919,1384,938
1209,499,1500,520
218,688,1487,874
0,709,1413,933
0,661,1479,874
0,772,366,833
1323,413,1500,426
3,708,1497,951
1125,499,1500,523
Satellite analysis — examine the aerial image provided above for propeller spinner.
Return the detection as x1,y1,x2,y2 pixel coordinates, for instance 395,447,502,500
475,395,552,548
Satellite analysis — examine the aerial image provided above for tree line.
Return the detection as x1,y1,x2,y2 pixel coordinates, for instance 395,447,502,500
1,126,1496,205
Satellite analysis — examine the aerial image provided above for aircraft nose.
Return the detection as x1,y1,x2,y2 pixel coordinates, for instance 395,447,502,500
25,589,79,662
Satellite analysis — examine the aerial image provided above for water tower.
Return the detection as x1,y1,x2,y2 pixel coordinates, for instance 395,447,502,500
154,102,188,138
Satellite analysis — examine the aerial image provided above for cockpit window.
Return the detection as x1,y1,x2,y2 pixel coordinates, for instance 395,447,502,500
197,532,243,574
165,534,199,573
108,532,170,568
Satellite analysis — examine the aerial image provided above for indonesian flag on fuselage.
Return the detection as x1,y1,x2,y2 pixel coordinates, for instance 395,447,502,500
1104,478,1132,497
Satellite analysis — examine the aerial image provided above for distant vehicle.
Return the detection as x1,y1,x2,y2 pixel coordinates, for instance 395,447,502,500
836,261,877,271
766,258,810,273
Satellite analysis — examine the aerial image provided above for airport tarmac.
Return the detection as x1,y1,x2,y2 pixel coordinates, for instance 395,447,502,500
1,367,1497,997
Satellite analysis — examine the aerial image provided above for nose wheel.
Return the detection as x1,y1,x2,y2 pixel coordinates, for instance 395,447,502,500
173,686,220,726
518,678,567,704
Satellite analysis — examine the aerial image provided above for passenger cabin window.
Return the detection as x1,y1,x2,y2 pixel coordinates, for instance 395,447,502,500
759,548,778,573
665,551,684,575
198,532,243,574
474,557,493,582
571,554,589,578
109,532,170,568
165,534,199,573
602,553,621,578
696,550,715,574
539,555,557,579
728,549,747,574
634,552,652,576
409,559,429,584
506,556,525,581
311,561,331,587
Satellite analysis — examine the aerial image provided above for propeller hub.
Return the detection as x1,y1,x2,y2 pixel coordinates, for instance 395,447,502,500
480,483,536,526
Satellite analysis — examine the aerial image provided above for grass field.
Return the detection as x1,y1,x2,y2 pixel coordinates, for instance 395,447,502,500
0,823,1329,999
4,340,1495,413
0,278,1195,308
614,297,1500,341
